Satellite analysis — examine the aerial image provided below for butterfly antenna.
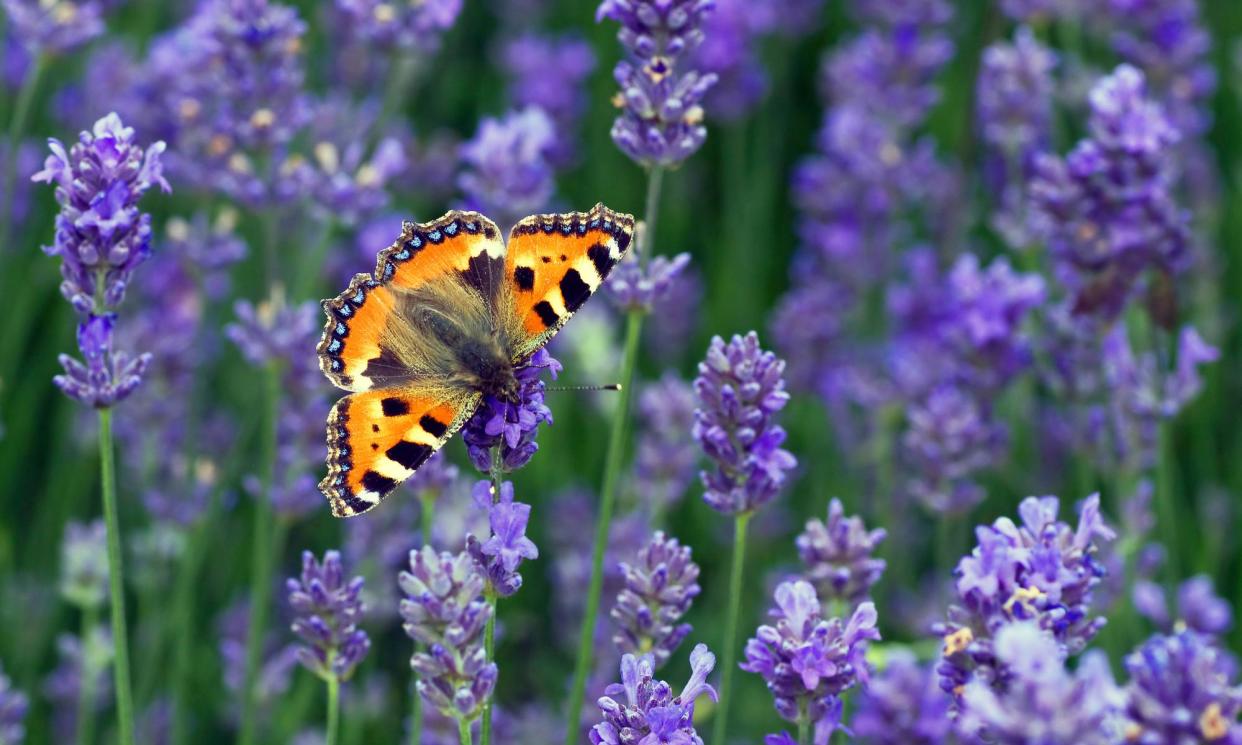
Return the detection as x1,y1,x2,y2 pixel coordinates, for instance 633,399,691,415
546,383,623,393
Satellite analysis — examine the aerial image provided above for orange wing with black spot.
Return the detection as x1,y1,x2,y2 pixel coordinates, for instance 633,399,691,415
320,388,480,517
503,203,635,359
316,211,506,392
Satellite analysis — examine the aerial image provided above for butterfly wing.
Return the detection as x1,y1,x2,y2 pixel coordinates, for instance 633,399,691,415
317,211,506,516
502,203,635,360
320,387,481,517
317,212,507,392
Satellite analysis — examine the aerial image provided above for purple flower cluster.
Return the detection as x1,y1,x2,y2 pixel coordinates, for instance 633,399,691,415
901,385,1008,514
936,495,1115,696
596,0,718,167
465,480,539,598
2,0,103,55
692,0,768,121
1124,630,1242,744
631,373,699,513
458,107,557,231
1029,65,1190,321
1133,574,1233,636
741,580,879,730
0,662,28,745
501,34,596,165
851,650,951,745
607,252,691,313
610,531,701,668
335,0,462,51
590,643,717,745
693,332,796,515
43,629,114,743
796,498,887,606
957,622,1125,744
285,551,371,682
977,27,1057,160
33,112,168,407
399,547,496,724
462,348,560,473
303,97,407,226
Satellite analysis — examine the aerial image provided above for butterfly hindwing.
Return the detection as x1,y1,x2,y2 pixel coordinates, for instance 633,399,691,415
317,212,505,392
503,203,635,358
320,387,482,517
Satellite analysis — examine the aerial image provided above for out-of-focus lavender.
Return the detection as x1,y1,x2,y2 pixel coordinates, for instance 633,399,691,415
692,0,768,121
2,0,104,56
596,0,718,167
43,630,114,743
398,547,496,725
741,580,879,731
607,252,691,314
957,623,1125,744
462,348,560,473
501,34,595,166
59,519,108,610
457,107,556,232
465,480,539,598
0,663,28,745
1133,574,1234,638
796,498,886,606
589,643,717,745
285,550,371,682
694,332,796,515
334,0,462,53
218,600,300,717
303,97,407,227
851,650,952,745
610,531,700,668
936,495,1115,697
1,141,39,240
631,373,699,514
1123,630,1242,744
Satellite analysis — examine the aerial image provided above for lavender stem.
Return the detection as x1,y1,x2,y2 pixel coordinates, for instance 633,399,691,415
712,511,752,744
563,166,663,745
98,408,136,745
480,448,503,745
74,606,98,745
326,672,340,745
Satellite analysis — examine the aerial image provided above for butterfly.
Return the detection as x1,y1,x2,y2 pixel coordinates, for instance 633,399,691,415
316,203,635,517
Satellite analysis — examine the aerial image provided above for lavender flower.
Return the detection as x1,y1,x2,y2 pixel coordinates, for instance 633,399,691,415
902,384,1007,515
399,547,496,723
597,0,718,166
0,663,28,745
610,532,701,668
1029,65,1189,321
458,107,556,231
501,34,596,165
589,643,717,745
462,348,560,473
632,373,699,513
824,25,954,131
936,494,1115,697
693,0,768,121
957,623,1125,744
0,141,39,240
43,630,114,743
851,650,952,745
693,332,796,515
741,580,879,729
465,480,539,598
2,0,103,55
54,312,152,408
286,551,370,682
218,601,300,710
59,520,108,610
607,252,691,313
796,498,887,606
304,97,407,226
1133,575,1234,637
977,28,1057,159
334,0,462,52
1124,630,1242,744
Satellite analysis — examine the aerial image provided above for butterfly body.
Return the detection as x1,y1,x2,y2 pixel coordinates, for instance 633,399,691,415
316,204,634,517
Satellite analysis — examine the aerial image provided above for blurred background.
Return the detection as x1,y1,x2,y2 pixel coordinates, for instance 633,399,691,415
1,0,1242,743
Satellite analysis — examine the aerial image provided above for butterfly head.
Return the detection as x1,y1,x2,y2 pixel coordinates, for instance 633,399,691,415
479,360,521,403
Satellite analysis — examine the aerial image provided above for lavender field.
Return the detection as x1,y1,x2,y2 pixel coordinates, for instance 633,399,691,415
1,0,1241,744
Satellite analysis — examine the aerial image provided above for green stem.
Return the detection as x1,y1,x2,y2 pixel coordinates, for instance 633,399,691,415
796,699,810,745
326,675,341,745
563,166,664,745
480,450,503,745
0,53,46,248
238,362,282,745
98,408,136,745
458,717,474,745
1155,422,1179,586
74,606,99,745
410,494,436,745
711,512,752,745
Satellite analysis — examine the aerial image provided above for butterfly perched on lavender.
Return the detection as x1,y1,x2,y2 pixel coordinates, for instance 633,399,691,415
316,204,634,516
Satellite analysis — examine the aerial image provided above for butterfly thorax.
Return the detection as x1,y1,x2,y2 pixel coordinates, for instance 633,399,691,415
455,335,520,402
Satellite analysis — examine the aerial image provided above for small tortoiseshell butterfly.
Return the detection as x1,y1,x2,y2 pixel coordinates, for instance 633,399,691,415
316,203,635,517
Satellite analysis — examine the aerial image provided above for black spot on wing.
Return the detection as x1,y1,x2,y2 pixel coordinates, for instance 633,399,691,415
361,471,397,494
514,266,535,291
386,440,433,470
339,491,374,515
533,301,559,329
560,269,591,312
419,415,449,438
587,243,614,278
381,397,410,417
